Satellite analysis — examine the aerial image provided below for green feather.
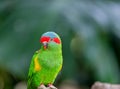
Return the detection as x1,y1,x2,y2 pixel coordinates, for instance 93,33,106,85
27,32,63,89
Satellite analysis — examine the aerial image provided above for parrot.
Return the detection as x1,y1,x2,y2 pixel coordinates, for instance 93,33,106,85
27,31,63,89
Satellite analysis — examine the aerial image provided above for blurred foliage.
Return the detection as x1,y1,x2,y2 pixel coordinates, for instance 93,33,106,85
0,0,120,89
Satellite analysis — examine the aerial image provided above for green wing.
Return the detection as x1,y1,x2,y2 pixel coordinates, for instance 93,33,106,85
27,51,39,89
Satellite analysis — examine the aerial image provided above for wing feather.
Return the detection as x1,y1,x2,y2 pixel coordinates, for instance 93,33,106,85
27,51,39,89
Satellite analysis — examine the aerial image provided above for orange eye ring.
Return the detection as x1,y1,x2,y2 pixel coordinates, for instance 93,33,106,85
53,38,61,44
40,36,50,43
40,36,61,44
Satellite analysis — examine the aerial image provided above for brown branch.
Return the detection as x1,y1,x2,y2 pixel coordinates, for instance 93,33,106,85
38,87,57,89
37,85,57,89
91,82,120,89
37,87,51,89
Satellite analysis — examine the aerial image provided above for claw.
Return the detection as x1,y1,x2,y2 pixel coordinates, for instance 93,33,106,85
38,84,46,89
48,84,57,89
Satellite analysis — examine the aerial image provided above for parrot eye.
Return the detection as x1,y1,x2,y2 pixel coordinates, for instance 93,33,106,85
52,37,61,44
40,36,50,43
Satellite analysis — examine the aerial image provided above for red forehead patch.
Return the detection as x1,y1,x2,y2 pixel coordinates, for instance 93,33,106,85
53,37,61,44
40,36,50,43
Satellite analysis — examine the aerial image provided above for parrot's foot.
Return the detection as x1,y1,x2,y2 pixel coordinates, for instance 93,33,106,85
38,84,46,89
48,84,57,89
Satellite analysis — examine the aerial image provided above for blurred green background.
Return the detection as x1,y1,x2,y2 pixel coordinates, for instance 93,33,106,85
0,0,120,89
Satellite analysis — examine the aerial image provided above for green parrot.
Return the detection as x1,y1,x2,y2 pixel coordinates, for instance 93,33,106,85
27,32,63,89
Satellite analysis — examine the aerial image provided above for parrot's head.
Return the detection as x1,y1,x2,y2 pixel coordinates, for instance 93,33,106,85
40,32,62,50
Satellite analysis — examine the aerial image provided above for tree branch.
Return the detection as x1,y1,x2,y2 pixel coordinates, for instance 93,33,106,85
37,87,51,89
37,86,57,89
91,82,120,89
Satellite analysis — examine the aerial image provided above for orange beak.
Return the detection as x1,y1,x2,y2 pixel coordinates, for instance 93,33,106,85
42,41,48,50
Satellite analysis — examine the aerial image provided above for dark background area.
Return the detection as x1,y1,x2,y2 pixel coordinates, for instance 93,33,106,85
0,0,120,89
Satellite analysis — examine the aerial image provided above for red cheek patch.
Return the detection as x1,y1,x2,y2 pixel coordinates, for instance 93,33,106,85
53,38,61,44
40,36,50,43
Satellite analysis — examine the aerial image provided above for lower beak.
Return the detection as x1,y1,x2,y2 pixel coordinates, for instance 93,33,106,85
43,42,48,49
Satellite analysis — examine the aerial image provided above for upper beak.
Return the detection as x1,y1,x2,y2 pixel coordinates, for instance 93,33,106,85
42,41,48,49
